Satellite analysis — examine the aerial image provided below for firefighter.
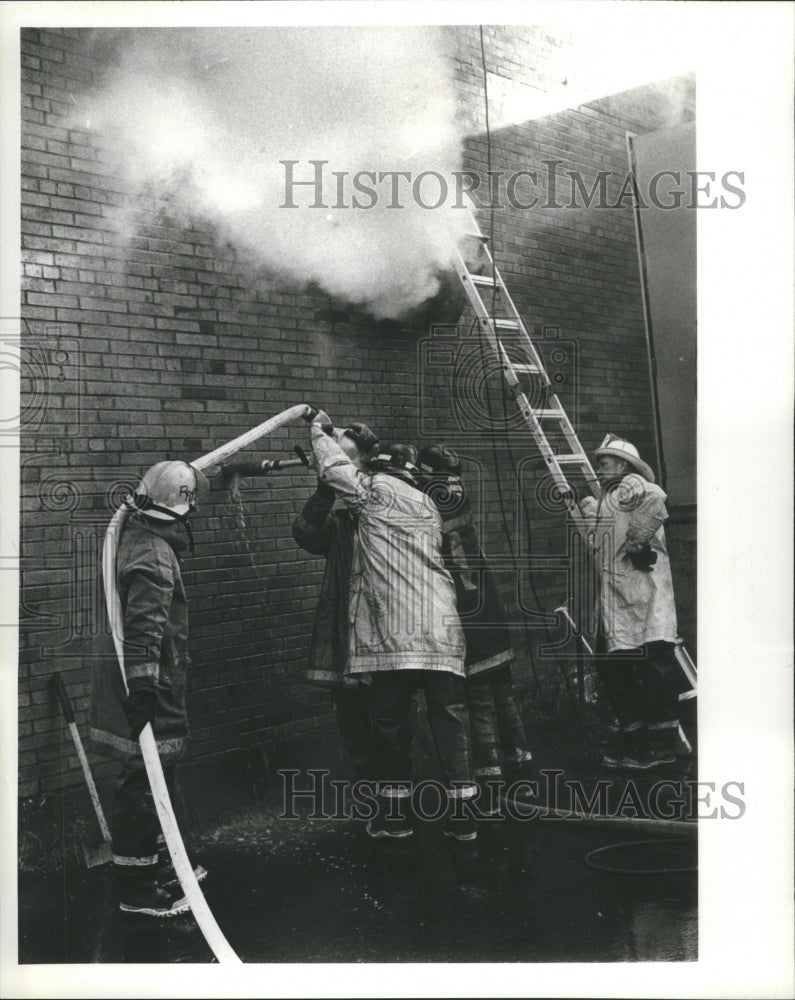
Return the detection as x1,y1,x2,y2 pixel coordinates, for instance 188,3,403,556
415,443,535,811
578,435,682,770
90,461,208,917
291,421,381,785
307,413,478,844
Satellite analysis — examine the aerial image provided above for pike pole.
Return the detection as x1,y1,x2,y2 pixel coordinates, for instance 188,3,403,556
102,404,312,963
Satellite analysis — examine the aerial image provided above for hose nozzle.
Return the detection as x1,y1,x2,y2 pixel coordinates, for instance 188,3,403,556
220,444,312,482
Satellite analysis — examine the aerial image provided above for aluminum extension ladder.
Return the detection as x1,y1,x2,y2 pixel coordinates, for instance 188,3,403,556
451,203,698,725
453,210,602,529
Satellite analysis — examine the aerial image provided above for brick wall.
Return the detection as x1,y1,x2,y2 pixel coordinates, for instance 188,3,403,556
18,26,695,809
431,26,696,707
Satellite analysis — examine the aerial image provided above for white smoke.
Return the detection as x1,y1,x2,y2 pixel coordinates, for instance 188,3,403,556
81,27,469,319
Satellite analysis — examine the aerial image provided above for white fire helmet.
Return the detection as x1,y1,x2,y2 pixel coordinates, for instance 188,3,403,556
130,461,208,521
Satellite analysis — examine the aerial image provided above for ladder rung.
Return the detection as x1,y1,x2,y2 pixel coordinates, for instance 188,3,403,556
455,198,606,548
554,454,589,465
507,363,542,375
469,273,498,288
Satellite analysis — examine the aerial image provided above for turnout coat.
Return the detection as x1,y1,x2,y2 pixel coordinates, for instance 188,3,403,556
580,473,678,653
292,481,358,688
311,430,465,676
90,513,191,760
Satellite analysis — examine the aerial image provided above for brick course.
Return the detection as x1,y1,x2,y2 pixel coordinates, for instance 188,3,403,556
18,26,695,803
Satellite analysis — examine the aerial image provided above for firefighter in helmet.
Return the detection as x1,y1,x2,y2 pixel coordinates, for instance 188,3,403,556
90,460,209,917
578,435,682,770
415,443,536,811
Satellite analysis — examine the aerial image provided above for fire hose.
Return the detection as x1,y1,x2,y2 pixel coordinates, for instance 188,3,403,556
102,404,312,963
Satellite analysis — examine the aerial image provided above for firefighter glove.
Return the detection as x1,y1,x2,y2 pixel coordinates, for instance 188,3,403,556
303,407,333,432
627,544,657,571
123,681,158,739
309,408,334,434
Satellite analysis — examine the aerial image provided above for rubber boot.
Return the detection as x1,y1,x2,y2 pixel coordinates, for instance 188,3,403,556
602,723,648,769
597,719,625,764
443,784,479,844
647,720,679,766
472,764,503,817
116,866,190,918
155,834,208,890
503,749,538,801
366,783,414,842
616,725,663,771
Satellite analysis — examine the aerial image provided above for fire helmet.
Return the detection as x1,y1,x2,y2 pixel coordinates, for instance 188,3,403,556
417,443,461,476
415,443,466,514
593,434,655,483
129,461,208,521
371,443,417,471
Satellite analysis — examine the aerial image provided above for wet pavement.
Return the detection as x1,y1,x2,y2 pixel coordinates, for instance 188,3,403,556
19,774,697,965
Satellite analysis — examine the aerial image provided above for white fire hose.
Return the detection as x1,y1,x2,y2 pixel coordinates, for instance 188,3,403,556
102,404,311,963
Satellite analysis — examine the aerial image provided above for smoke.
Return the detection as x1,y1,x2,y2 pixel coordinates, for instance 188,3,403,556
81,27,469,319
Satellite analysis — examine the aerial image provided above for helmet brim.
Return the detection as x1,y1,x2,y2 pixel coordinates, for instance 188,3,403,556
593,447,655,483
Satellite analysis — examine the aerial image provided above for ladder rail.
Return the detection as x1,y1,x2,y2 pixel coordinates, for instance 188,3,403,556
455,244,593,531
460,205,599,477
455,199,696,691
454,216,601,514
462,208,553,380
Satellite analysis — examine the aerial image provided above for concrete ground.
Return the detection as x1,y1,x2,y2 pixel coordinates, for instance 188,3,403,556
18,730,698,966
